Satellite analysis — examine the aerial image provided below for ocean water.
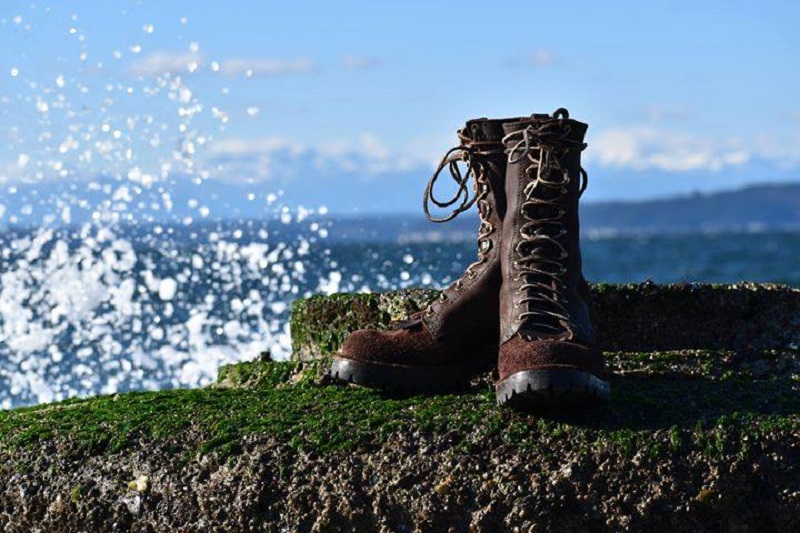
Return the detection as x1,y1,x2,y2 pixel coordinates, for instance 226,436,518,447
1,222,798,409
3,6,798,410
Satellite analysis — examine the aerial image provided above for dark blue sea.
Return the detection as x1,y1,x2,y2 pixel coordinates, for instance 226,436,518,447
1,221,798,408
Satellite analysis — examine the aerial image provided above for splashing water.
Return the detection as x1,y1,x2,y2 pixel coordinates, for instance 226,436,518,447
0,5,341,408
5,6,799,410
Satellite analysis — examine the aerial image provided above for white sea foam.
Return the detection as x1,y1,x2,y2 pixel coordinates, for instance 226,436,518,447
0,5,343,408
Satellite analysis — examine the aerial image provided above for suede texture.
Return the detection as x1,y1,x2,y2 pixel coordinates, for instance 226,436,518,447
496,111,608,384
337,118,514,371
497,336,606,381
339,322,496,368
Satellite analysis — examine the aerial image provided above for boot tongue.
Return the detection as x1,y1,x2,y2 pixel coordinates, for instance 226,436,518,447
518,278,573,341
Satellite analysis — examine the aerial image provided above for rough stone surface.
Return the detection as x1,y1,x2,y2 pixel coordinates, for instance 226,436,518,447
0,283,799,531
291,283,800,360
2,417,800,533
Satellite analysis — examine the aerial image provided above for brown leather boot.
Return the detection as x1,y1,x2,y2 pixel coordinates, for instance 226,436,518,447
495,108,610,408
330,117,528,392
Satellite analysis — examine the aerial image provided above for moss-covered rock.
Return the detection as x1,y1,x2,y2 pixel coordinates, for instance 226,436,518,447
0,283,799,531
290,289,438,360
0,354,799,531
291,283,800,359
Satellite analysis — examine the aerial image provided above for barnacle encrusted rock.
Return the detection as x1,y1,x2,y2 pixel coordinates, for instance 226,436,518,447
0,283,798,531
290,283,800,359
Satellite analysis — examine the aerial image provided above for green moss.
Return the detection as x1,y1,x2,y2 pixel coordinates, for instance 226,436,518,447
291,284,800,360
290,289,439,359
70,484,82,504
215,359,326,389
290,293,384,359
604,349,735,376
1,360,797,462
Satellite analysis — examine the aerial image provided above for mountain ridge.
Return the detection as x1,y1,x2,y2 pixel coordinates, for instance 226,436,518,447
321,182,800,242
2,180,799,237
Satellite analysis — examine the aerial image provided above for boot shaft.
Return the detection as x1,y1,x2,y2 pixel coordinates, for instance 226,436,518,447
424,117,520,224
460,117,518,241
499,110,593,344
420,117,521,338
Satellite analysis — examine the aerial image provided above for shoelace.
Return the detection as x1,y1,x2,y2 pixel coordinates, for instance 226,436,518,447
502,112,588,338
398,125,504,325
423,126,504,222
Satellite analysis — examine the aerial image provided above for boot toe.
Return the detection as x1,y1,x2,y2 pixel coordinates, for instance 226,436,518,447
498,336,606,382
496,337,610,407
338,327,439,367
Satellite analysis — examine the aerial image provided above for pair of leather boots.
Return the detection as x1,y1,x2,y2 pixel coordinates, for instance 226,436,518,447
330,109,609,409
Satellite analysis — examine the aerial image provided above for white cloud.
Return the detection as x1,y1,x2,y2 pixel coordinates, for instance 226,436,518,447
210,138,306,157
530,49,556,67
129,51,202,76
207,133,433,181
218,58,316,77
644,104,689,122
342,55,380,70
589,127,754,172
508,49,557,68
129,52,316,77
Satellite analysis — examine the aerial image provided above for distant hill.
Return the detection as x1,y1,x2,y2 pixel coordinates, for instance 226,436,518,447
323,183,800,242
581,182,800,235
2,181,799,239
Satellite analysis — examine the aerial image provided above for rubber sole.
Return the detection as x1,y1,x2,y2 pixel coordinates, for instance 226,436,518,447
328,349,494,394
495,368,610,409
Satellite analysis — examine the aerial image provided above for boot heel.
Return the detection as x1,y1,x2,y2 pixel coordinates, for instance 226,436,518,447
495,368,610,408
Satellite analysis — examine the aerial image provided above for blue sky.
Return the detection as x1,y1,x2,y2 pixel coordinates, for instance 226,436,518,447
1,0,799,219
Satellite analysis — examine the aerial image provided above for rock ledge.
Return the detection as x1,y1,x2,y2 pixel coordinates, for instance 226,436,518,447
0,283,798,532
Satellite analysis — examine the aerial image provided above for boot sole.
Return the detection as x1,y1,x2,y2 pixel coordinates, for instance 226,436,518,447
495,368,610,409
329,349,495,394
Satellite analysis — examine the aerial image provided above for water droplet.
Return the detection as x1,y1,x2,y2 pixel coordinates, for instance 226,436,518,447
178,87,192,103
